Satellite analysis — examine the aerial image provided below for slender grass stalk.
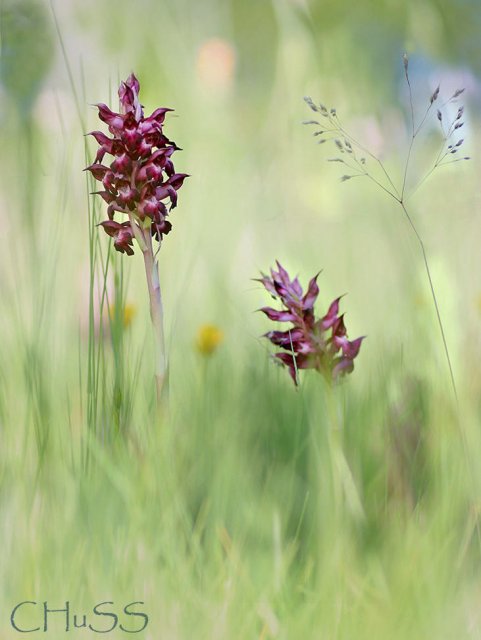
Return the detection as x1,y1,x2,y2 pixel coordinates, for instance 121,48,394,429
398,201,457,400
325,386,365,525
110,257,126,432
52,4,118,457
304,55,468,400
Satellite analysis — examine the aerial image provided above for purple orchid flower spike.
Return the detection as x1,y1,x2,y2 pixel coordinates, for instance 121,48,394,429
86,73,188,256
257,262,365,385
85,73,189,406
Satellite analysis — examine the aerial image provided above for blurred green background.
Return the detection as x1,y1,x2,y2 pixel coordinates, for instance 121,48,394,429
1,0,481,638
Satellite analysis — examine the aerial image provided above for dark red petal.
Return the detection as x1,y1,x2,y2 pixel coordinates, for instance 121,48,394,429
165,160,175,177
88,130,112,146
99,220,123,237
275,352,310,384
126,73,140,93
93,190,116,204
154,146,176,161
107,202,129,218
255,274,277,297
321,296,342,329
331,314,347,338
341,336,365,359
122,244,135,256
332,357,355,379
111,153,132,173
119,75,142,120
85,163,110,180
94,148,107,164
265,328,304,348
274,353,299,384
168,173,189,190
260,307,297,322
149,107,174,124
96,103,124,130
274,261,290,285
138,196,161,219
302,273,320,309
291,277,303,297
151,219,172,240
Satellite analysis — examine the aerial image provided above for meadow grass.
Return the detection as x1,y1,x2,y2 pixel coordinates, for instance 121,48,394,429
1,336,479,638
1,1,481,638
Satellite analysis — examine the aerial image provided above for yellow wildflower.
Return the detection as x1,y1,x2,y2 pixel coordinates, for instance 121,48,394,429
109,302,137,328
196,324,224,356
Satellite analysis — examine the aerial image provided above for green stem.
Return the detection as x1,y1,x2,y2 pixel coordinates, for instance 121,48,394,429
127,212,166,407
325,386,365,524
140,226,166,407
399,202,457,401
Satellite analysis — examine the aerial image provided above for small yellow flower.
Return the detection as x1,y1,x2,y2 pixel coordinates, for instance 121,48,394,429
196,324,224,356
122,303,137,328
109,302,137,328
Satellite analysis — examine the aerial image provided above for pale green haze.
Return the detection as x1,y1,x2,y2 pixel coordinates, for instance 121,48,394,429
1,0,481,637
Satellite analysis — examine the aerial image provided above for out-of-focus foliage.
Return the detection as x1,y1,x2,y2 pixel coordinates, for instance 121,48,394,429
296,0,481,104
0,0,55,117
433,0,481,74
229,0,278,96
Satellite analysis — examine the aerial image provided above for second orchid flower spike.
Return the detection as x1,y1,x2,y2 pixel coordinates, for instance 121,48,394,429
258,262,364,385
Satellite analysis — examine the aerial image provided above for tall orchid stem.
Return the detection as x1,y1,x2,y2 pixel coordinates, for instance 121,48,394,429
129,213,167,407
142,232,167,406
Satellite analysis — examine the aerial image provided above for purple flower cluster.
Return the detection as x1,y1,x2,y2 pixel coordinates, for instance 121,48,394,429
258,262,364,385
86,74,188,255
